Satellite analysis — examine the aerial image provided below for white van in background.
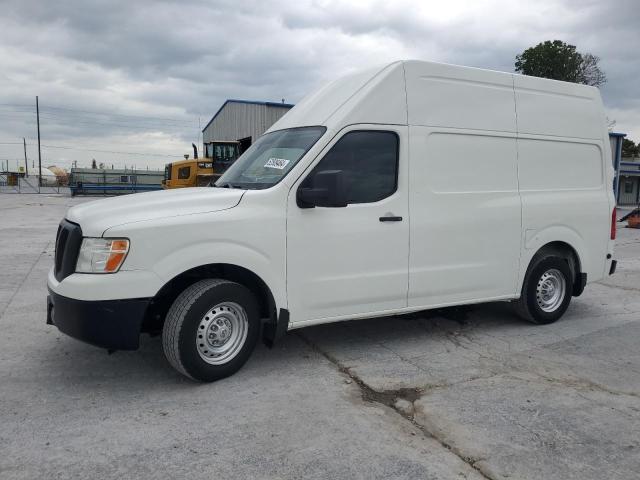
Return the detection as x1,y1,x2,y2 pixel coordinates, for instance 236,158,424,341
47,60,617,381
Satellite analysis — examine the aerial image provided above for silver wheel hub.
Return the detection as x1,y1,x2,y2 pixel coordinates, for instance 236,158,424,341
196,302,248,365
536,268,566,313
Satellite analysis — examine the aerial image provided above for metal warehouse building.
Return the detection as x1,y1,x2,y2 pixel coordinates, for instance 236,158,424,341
618,157,640,205
610,132,640,206
202,99,294,154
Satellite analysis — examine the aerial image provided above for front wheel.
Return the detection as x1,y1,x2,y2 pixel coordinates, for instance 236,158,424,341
162,279,260,382
515,255,573,325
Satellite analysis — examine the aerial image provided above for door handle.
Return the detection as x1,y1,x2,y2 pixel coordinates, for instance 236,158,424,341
379,216,403,222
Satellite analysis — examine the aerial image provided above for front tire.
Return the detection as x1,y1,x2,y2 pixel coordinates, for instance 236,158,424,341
515,255,573,325
162,279,260,382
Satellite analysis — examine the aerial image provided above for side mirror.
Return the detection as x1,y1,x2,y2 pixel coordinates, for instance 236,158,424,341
297,169,347,209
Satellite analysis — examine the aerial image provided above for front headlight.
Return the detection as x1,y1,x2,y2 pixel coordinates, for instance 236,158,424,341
76,238,130,273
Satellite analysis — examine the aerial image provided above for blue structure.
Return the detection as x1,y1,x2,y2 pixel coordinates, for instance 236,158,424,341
609,132,626,201
69,168,164,196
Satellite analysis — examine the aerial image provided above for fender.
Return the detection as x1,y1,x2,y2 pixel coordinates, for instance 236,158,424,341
150,240,286,312
518,224,588,292
104,196,288,312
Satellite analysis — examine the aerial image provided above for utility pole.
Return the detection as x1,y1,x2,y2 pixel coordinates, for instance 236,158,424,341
36,96,42,191
23,138,28,177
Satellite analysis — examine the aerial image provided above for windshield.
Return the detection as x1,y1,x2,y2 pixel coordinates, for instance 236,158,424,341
207,143,238,162
214,126,326,190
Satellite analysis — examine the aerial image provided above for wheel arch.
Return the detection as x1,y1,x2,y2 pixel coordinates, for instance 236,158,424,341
521,240,584,297
144,263,278,340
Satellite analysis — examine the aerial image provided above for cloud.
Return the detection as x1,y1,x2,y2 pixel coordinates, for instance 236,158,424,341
0,0,638,170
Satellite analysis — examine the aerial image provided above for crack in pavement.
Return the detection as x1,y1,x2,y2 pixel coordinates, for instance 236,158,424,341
522,370,640,400
595,281,640,293
360,330,439,378
296,331,496,480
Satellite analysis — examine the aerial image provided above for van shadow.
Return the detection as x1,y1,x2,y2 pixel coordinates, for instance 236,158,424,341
39,326,315,393
40,300,591,392
303,298,599,347
302,301,527,346
294,300,596,390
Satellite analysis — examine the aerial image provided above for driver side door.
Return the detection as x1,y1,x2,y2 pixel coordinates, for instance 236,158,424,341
286,125,409,325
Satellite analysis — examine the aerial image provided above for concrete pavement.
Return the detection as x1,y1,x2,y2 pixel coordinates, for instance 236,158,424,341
302,224,640,479
1,193,639,479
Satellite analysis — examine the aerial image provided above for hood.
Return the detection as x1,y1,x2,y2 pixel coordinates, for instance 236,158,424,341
66,187,244,236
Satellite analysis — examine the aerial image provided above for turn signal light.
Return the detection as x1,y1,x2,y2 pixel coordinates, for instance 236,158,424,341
76,238,130,273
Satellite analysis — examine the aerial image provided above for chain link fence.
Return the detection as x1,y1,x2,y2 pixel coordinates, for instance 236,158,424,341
0,174,70,194
1,168,162,196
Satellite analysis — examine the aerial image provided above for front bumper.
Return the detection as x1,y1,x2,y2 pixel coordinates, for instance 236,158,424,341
47,289,150,350
48,267,163,302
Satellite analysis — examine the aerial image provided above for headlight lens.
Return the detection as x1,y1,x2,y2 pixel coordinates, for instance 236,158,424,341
76,238,130,273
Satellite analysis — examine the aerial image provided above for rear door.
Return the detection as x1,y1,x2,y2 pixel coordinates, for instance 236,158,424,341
286,125,409,324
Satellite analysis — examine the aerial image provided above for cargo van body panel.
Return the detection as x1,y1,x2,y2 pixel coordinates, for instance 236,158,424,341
407,128,522,306
403,60,517,132
516,137,610,286
513,74,604,140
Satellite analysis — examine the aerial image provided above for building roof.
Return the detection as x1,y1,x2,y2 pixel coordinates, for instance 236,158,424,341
610,132,627,138
202,99,295,133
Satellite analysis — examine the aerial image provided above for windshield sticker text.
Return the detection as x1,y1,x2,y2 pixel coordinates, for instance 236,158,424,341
264,157,290,170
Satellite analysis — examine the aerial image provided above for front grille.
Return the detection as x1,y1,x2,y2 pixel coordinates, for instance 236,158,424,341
54,220,83,282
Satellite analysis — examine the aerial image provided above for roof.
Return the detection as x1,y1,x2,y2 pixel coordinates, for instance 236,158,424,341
609,132,627,138
266,61,407,133
202,99,295,133
267,59,608,138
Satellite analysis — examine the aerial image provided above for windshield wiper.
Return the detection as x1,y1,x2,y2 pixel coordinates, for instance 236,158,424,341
214,182,239,189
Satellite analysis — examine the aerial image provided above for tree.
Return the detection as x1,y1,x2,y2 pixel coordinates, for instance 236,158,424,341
622,139,639,158
515,40,606,87
91,158,97,169
579,53,607,87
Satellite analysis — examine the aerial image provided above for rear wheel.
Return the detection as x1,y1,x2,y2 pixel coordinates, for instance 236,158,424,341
162,279,260,382
515,255,573,325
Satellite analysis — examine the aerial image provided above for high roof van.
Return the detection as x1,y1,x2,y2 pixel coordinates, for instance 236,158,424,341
47,60,617,381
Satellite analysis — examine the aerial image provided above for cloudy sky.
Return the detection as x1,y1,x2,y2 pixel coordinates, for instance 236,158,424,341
0,0,638,171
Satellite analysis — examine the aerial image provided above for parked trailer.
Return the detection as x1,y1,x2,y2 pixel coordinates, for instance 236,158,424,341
69,168,164,196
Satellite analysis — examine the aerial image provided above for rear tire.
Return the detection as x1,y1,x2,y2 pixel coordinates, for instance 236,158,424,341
515,255,573,325
162,279,260,382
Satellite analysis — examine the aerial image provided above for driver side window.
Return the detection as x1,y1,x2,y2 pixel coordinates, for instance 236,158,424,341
304,130,399,204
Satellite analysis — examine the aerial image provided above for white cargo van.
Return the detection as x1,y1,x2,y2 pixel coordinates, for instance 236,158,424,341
47,60,617,381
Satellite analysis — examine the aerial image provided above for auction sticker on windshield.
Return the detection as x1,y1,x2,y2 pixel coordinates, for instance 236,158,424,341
264,158,290,169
